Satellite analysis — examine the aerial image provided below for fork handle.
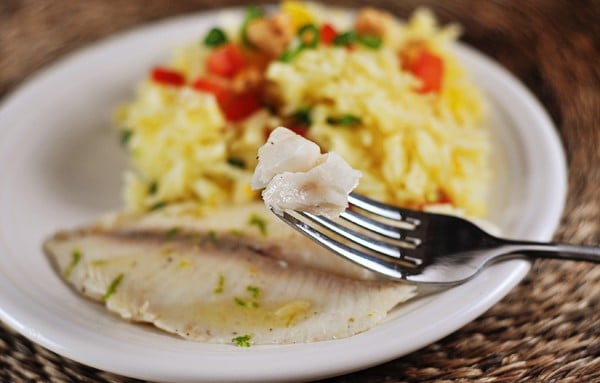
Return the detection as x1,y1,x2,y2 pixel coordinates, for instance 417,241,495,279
505,241,600,262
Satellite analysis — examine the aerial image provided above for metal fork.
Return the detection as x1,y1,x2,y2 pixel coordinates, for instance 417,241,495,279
276,193,600,285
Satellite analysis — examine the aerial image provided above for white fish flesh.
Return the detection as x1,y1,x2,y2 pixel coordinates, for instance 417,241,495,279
252,127,361,218
92,203,376,280
44,203,415,345
262,152,362,218
250,127,322,190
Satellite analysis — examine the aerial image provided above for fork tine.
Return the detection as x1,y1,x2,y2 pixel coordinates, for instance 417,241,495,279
339,209,422,247
301,212,409,259
278,211,407,280
348,193,422,226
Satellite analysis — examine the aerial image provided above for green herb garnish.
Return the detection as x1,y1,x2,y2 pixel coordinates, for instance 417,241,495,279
246,285,260,299
148,181,158,195
248,214,268,236
280,23,320,63
298,23,319,48
333,30,358,46
326,114,362,126
214,273,225,294
102,273,124,302
232,334,252,347
120,129,133,146
149,201,167,211
234,284,261,308
227,157,246,169
292,106,312,126
279,47,302,62
235,297,259,308
358,34,382,49
203,27,228,47
64,249,82,278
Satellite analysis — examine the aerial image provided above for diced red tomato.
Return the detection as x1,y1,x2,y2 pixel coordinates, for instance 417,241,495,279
206,43,246,78
220,91,262,122
403,49,444,93
320,23,338,45
195,42,263,122
151,67,185,86
437,190,453,205
192,76,261,122
192,77,232,105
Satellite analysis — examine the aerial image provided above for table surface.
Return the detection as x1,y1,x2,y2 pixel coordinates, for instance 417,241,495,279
1,1,599,382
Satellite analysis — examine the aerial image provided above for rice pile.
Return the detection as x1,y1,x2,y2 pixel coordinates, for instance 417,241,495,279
115,2,490,217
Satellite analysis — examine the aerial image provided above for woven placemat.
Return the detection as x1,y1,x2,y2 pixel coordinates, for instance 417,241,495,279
1,1,599,382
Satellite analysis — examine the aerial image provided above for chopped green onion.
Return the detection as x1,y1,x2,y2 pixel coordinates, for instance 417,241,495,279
232,334,252,347
333,30,358,46
359,34,382,49
292,106,312,126
120,129,133,146
235,297,259,308
280,24,321,63
148,181,158,195
247,285,260,299
279,46,302,62
64,249,82,278
149,201,167,211
240,5,265,47
102,273,124,302
298,23,319,48
227,157,246,169
248,214,268,236
203,27,228,47
214,273,225,294
327,114,362,126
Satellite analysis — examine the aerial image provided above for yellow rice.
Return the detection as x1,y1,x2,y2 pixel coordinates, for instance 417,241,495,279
115,4,489,217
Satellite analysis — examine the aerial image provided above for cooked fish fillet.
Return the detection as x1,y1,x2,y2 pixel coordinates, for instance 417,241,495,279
44,203,415,345
262,152,362,218
95,202,376,280
252,127,361,218
250,127,322,190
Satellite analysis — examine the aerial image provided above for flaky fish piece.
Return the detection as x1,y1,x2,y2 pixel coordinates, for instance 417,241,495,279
44,203,415,345
252,127,362,218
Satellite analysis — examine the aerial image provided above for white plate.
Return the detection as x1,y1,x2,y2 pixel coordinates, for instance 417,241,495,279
0,8,566,383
